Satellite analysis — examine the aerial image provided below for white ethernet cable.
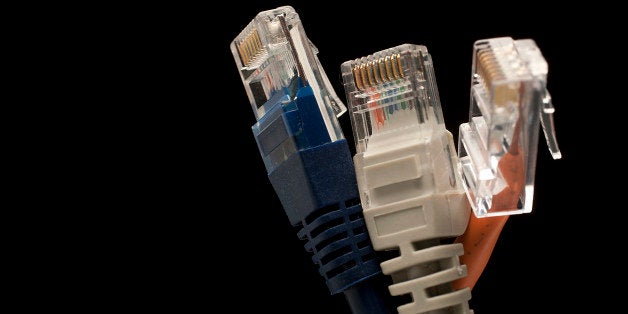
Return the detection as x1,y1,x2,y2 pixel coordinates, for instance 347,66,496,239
341,44,472,314
458,37,561,217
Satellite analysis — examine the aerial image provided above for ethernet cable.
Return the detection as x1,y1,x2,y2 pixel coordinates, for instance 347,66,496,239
230,6,392,313
454,37,561,290
341,44,472,314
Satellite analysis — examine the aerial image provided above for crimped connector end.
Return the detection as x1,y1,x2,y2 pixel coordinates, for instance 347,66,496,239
458,37,561,217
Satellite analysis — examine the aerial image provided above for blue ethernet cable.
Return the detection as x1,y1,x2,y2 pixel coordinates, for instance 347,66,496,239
230,6,392,313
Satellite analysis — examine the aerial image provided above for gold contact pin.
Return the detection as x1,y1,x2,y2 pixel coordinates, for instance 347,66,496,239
244,34,254,60
242,34,252,60
366,61,376,86
476,48,517,106
373,59,382,84
237,41,248,65
477,49,505,87
352,52,406,90
377,58,386,83
353,65,364,90
371,61,380,85
253,30,262,53
397,54,404,77
360,63,369,88
384,56,393,81
237,29,264,67
395,53,403,78
391,54,400,79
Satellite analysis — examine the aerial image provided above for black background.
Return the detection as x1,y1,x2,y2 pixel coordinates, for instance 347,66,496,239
145,1,611,312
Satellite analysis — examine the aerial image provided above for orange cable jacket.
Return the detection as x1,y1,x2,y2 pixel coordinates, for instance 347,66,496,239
453,137,524,291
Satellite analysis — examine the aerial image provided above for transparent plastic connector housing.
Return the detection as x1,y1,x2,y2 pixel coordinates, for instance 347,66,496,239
341,44,445,154
458,37,561,217
230,6,347,171
230,5,345,136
